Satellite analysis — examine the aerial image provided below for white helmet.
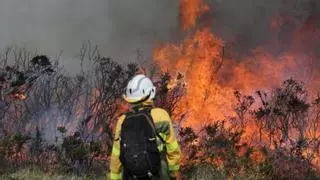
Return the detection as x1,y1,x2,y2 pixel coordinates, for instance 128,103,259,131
123,74,156,104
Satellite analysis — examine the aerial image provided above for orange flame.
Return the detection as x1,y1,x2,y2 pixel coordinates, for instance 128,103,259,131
12,93,27,100
154,1,236,127
179,0,209,31
154,0,320,126
153,0,320,170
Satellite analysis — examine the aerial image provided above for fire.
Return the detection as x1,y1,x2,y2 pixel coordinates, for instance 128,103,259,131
153,0,320,170
12,93,27,100
220,49,303,92
179,0,209,31
250,148,266,164
154,0,235,127
154,0,320,127
154,27,237,127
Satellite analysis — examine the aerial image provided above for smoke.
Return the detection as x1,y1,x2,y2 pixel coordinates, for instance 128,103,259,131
204,0,320,90
0,0,319,73
26,105,78,144
209,0,319,54
0,0,179,73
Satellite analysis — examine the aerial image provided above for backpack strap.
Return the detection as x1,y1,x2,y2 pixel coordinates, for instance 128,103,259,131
124,107,166,144
141,108,166,144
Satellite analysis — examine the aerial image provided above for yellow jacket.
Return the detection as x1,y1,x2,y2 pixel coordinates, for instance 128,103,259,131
109,107,181,180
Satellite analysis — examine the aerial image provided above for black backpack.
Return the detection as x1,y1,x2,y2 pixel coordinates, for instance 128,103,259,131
119,108,165,179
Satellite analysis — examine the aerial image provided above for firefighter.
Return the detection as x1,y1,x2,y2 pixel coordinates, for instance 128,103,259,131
109,74,181,180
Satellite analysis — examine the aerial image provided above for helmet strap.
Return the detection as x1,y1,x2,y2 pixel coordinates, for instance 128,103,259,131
130,93,151,105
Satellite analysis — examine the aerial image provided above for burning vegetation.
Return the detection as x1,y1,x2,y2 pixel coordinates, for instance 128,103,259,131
0,0,320,179
155,0,320,178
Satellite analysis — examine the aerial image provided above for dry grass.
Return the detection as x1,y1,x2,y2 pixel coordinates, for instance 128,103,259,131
0,169,106,180
182,164,269,180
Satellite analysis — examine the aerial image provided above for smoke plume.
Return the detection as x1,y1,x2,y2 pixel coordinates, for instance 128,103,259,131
0,0,179,73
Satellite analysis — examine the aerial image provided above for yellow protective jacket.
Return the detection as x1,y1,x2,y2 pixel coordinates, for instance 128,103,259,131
109,107,181,180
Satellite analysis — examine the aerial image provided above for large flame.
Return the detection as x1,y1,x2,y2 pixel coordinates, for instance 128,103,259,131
153,0,320,128
154,0,240,127
153,5,320,169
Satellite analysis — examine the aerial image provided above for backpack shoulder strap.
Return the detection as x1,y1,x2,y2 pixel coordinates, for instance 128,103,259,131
141,108,166,144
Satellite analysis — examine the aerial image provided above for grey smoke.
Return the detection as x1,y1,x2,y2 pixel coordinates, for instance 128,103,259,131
0,0,179,73
210,0,319,54
208,0,320,91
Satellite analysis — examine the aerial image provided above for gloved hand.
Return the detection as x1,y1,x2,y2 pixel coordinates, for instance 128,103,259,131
169,171,182,180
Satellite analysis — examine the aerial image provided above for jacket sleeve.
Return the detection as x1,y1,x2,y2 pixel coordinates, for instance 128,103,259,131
151,108,182,177
166,118,181,176
109,115,125,180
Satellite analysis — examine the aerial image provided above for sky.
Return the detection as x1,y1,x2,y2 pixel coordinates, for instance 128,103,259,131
0,0,179,73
